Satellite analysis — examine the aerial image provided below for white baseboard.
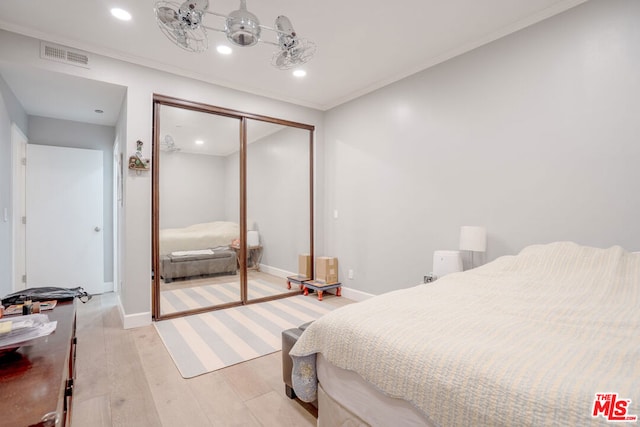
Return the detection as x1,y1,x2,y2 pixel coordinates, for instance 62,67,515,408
123,311,152,329
116,293,152,329
335,286,374,302
258,264,294,279
320,285,374,302
102,281,114,293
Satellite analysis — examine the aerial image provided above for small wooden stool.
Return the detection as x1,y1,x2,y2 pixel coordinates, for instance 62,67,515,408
301,280,342,301
286,275,310,290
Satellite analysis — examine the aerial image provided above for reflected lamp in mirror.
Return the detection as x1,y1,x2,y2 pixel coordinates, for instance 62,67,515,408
432,250,463,280
247,230,260,247
459,226,487,269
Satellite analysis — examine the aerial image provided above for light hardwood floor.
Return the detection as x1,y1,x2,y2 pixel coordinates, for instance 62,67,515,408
71,291,352,426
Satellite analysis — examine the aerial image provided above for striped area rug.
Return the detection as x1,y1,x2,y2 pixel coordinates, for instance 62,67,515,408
160,279,288,315
154,295,335,378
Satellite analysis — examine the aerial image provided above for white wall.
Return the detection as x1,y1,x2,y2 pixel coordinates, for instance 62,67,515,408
323,0,640,295
28,116,115,283
0,29,324,325
159,151,227,229
248,127,312,273
0,73,27,297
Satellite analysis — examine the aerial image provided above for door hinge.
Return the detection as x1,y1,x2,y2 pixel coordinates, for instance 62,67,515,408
22,274,26,283
22,216,26,224
21,157,26,166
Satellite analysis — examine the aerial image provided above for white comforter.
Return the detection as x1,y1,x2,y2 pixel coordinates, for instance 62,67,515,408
291,242,640,426
159,221,239,256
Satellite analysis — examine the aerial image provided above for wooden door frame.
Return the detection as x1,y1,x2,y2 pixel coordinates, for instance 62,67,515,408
11,123,27,292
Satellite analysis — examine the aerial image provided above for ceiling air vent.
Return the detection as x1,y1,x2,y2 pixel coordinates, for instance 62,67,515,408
40,42,90,69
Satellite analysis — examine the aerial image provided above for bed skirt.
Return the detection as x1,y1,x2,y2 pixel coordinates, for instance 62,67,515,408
318,384,368,427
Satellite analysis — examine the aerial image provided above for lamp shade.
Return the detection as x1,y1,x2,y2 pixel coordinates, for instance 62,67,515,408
247,230,260,247
459,226,487,252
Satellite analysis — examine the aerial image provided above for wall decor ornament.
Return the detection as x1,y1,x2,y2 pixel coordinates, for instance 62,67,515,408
129,140,150,172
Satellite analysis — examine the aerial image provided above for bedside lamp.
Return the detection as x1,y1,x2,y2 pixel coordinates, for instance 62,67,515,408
459,226,487,269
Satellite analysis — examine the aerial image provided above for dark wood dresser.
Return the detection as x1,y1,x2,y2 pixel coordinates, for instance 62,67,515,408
0,301,77,427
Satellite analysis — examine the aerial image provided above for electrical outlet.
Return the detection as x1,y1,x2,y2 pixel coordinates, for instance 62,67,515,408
348,269,354,279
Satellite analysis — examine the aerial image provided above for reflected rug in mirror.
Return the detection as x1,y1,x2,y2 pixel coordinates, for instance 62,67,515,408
154,295,335,378
160,279,287,315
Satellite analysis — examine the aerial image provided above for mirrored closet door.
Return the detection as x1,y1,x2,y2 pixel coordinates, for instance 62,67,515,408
152,95,314,320
245,119,313,302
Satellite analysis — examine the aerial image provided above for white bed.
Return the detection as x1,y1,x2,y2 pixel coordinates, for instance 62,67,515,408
290,242,640,426
159,221,239,256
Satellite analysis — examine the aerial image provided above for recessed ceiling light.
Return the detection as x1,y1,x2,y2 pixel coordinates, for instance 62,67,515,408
195,140,204,145
111,8,132,21
293,69,307,78
217,45,233,55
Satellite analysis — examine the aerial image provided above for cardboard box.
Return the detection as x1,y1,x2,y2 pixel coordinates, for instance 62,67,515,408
298,254,312,278
316,256,338,283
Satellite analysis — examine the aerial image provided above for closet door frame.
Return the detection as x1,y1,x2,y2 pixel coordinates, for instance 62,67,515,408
151,94,315,320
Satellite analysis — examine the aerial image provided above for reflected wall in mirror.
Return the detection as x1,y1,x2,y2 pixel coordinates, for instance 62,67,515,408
245,120,312,301
152,95,314,320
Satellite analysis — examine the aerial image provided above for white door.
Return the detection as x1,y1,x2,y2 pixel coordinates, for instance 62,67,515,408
26,145,105,294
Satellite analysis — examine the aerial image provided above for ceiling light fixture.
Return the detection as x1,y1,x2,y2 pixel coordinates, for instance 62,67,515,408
153,0,316,70
195,139,204,145
292,69,306,77
111,8,132,21
216,45,232,55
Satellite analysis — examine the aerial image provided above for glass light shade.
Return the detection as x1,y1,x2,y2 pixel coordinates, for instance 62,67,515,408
226,0,261,46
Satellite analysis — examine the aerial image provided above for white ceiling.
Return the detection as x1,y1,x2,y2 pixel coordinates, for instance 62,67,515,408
0,63,126,127
0,0,586,128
